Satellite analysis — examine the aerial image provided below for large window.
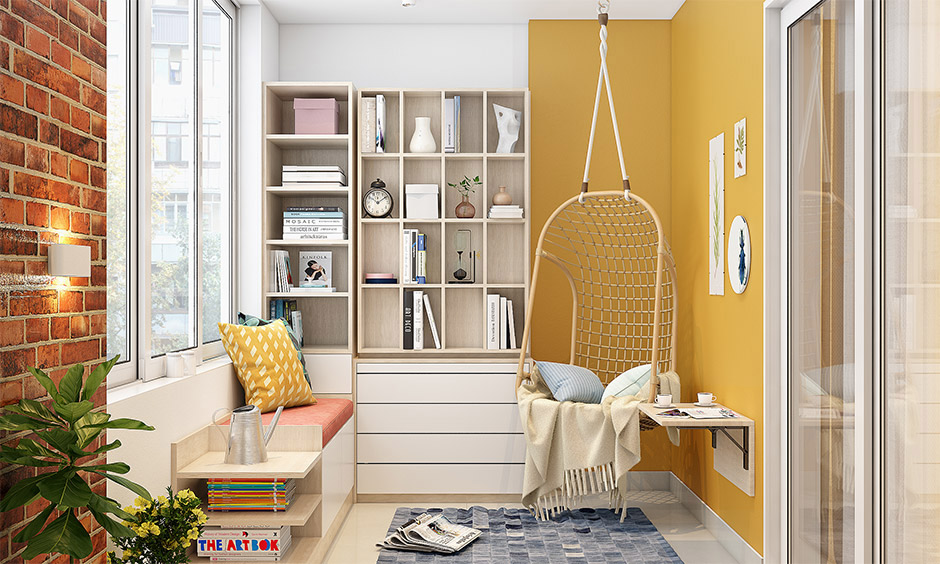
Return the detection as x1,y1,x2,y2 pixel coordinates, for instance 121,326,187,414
107,0,236,385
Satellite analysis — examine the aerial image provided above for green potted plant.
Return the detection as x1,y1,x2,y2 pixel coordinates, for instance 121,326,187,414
448,174,482,218
0,356,154,563
109,487,208,563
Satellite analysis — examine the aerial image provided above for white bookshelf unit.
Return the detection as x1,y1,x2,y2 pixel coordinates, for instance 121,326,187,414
356,89,530,356
262,82,356,354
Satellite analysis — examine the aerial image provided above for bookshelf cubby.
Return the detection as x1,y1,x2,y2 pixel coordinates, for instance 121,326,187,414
357,88,530,355
263,82,356,354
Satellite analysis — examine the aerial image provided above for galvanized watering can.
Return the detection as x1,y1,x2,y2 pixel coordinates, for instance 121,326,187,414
212,405,283,464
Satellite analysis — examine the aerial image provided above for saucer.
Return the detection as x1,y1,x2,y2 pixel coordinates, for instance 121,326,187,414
653,403,676,409
694,402,715,407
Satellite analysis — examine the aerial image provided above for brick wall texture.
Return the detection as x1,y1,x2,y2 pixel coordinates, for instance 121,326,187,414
0,0,108,562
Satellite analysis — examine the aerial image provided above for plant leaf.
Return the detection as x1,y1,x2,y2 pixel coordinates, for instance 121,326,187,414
27,366,58,399
37,468,93,509
87,418,154,431
75,411,109,448
92,472,152,501
88,506,135,539
34,429,80,456
21,510,93,560
88,493,133,521
80,462,130,474
53,400,95,424
57,364,85,404
0,453,63,467
13,439,65,460
82,356,118,401
4,399,63,425
0,413,55,432
90,439,122,455
0,474,43,512
12,503,55,543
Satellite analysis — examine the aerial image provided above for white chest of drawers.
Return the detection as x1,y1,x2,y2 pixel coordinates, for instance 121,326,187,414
356,363,526,495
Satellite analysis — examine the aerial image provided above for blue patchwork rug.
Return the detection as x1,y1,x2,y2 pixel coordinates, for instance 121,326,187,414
377,506,684,563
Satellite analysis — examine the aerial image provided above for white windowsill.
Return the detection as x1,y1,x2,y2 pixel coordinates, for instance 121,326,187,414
107,356,234,405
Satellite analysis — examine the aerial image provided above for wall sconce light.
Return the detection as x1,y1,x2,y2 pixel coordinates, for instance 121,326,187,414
48,244,91,277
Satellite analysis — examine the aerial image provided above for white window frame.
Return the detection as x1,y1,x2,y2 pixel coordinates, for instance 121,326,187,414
764,0,874,561
108,0,238,387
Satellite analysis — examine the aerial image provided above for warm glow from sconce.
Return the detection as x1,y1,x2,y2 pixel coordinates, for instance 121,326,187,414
48,244,90,277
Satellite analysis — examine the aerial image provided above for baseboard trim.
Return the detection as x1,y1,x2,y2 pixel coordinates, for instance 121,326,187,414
668,473,764,564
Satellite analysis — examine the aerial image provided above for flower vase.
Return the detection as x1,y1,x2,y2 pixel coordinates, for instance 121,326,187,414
409,117,437,153
492,185,513,206
455,195,475,218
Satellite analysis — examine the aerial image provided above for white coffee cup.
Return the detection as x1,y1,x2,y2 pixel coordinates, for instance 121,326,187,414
165,352,183,378
697,392,716,405
655,393,672,406
180,350,197,378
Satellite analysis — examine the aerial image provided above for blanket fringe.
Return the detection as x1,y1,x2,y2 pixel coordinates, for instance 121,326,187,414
527,463,628,521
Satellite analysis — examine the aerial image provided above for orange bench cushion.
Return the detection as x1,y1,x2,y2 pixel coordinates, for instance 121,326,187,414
257,398,353,447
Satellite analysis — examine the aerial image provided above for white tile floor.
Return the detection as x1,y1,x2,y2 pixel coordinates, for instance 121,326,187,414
322,491,739,564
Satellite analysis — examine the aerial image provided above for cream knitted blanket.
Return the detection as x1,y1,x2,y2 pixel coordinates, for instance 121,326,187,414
518,369,681,519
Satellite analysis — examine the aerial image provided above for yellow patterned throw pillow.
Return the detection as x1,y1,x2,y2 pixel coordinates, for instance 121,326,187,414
218,321,316,412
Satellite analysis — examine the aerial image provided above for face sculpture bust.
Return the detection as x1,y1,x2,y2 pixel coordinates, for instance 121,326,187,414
494,103,522,153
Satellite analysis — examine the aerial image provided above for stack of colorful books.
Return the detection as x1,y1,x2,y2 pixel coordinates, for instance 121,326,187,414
207,479,297,512
282,206,347,240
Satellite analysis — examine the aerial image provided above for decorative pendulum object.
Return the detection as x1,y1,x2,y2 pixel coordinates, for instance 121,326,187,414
452,229,471,282
409,116,437,153
493,104,521,153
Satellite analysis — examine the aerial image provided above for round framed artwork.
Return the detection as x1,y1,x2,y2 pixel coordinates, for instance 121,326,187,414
727,215,750,294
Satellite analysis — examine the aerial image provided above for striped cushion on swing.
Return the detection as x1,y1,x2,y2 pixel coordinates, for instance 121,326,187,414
534,361,604,404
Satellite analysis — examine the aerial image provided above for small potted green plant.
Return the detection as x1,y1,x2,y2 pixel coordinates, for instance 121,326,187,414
109,487,208,564
448,175,482,218
0,356,154,563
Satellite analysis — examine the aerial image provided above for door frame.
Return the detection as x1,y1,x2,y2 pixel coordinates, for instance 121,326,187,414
763,0,875,561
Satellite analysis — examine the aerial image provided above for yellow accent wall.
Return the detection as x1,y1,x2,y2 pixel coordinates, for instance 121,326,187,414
529,0,765,553
670,0,764,553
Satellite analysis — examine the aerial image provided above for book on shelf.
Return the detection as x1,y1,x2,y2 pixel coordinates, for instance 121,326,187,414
377,512,481,554
198,525,292,559
268,299,299,324
281,165,346,185
376,94,386,153
271,250,292,292
413,290,424,351
401,229,428,285
403,289,414,350
365,273,397,284
299,250,331,289
444,97,456,153
416,233,427,284
362,97,376,153
423,293,442,349
290,310,303,346
488,204,524,219
485,293,517,350
207,479,297,512
455,95,461,152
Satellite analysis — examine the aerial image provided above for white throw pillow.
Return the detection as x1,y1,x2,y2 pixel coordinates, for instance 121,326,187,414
602,364,653,401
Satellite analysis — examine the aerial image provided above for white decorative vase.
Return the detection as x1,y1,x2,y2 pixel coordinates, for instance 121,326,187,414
409,117,437,153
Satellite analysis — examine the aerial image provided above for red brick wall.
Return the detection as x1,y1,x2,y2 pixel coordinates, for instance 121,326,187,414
0,0,108,562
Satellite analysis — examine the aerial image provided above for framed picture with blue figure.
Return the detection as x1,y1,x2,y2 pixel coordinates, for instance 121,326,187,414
727,215,750,294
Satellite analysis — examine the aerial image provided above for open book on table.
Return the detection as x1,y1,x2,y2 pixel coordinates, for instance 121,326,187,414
378,513,481,554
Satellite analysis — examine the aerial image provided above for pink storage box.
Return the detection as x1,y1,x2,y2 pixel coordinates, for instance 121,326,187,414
293,98,339,134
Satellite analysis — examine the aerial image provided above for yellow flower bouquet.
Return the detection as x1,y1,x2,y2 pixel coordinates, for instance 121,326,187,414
109,487,208,564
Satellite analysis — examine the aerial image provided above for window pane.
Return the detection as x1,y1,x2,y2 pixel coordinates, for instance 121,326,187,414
151,0,196,356
883,0,940,560
106,0,129,364
788,1,856,561
201,1,232,345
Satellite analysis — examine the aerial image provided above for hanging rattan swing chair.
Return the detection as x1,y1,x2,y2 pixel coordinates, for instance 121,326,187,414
515,1,678,430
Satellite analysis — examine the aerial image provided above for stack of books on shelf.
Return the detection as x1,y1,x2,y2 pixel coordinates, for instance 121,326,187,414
364,273,397,284
271,250,294,292
360,95,387,153
207,479,297,512
486,294,517,350
402,229,428,284
268,298,302,341
282,206,347,241
281,165,346,187
197,525,292,561
488,204,524,219
444,96,461,153
403,289,441,350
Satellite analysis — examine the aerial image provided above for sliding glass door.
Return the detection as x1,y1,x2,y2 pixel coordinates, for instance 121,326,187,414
787,1,858,561
882,0,940,561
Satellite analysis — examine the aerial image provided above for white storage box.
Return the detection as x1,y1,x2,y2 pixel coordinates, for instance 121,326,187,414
405,184,440,219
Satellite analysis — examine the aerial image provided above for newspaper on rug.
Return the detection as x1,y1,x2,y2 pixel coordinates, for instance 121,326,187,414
377,512,481,554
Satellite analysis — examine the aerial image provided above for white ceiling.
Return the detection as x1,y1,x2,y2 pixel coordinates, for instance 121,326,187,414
259,0,686,25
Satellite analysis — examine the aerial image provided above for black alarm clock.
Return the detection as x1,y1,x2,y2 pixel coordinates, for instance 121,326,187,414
363,178,393,218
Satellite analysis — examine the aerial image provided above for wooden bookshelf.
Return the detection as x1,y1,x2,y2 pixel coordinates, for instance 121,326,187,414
262,82,356,353
356,89,530,355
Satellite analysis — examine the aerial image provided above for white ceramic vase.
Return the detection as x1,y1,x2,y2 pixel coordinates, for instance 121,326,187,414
409,116,437,153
